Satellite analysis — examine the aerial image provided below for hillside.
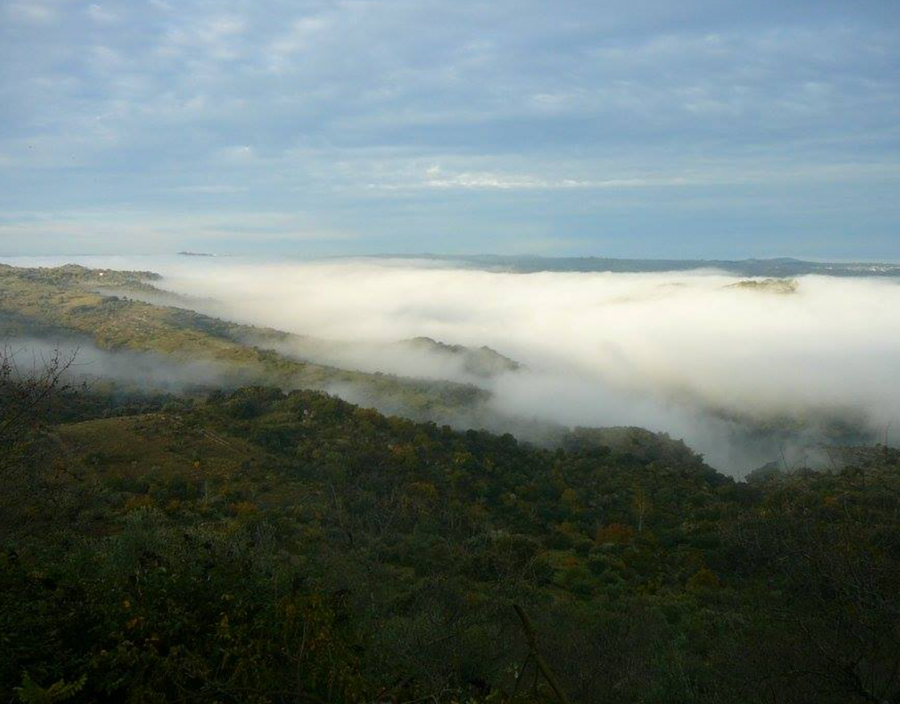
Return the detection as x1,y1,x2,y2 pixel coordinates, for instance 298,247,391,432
0,263,491,421
2,380,899,703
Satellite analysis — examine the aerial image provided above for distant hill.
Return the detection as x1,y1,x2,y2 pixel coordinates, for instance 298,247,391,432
375,254,900,277
403,336,521,377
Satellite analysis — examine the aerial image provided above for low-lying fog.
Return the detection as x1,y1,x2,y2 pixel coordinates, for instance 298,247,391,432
5,255,900,476
3,336,237,392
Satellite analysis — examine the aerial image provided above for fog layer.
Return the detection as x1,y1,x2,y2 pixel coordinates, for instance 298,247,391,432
5,255,899,474
3,336,236,392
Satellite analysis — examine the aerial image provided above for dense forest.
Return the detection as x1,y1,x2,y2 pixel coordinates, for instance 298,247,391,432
1,265,899,703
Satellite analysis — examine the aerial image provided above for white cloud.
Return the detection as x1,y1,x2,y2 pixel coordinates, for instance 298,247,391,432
414,166,690,191
177,260,900,472
10,255,894,474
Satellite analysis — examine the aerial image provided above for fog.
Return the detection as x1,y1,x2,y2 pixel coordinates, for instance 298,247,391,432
2,336,238,393
4,255,900,475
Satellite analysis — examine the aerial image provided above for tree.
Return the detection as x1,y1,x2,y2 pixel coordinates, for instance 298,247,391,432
729,469,900,703
0,344,76,538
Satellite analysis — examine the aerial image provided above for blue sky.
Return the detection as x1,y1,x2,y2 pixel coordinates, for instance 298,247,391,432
1,0,899,258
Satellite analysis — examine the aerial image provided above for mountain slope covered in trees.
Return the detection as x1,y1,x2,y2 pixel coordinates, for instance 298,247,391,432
1,374,899,703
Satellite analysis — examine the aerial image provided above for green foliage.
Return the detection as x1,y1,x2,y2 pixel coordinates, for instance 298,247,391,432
3,374,899,703
15,673,86,704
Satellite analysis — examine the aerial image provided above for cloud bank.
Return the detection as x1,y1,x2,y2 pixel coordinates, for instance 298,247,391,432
47,255,894,474
6,255,899,473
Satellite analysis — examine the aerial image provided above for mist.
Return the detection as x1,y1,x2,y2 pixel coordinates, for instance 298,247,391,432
5,255,900,475
1,335,237,394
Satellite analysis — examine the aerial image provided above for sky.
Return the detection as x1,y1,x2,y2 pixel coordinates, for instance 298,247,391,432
1,0,899,259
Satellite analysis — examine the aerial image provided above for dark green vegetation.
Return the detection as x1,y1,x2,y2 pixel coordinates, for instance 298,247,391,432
2,362,900,702
2,263,900,703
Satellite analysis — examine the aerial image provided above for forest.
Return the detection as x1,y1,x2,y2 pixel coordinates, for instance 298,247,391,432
1,264,899,703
